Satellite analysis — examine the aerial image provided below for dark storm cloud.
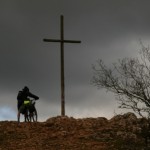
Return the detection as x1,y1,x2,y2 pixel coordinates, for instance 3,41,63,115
1,0,150,120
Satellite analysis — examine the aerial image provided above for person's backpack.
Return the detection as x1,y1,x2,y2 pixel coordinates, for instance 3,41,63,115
17,91,24,101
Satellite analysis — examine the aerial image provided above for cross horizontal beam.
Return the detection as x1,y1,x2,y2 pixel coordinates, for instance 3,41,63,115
43,39,81,43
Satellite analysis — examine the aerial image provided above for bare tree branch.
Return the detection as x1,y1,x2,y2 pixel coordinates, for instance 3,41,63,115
92,45,150,118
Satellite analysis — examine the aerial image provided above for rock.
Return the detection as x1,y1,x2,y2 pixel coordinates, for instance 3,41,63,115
0,113,149,149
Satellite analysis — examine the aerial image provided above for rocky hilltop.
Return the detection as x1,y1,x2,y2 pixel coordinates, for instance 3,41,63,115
0,112,149,150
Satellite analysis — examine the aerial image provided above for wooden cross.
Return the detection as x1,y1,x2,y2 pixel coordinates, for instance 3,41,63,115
43,15,81,116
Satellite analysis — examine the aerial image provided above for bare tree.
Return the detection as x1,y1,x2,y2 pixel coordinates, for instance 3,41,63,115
92,44,150,118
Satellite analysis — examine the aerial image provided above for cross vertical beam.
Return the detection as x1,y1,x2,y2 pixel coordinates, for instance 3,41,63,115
60,15,65,116
43,15,81,116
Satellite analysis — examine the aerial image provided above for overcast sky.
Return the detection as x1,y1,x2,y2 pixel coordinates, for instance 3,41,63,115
0,0,150,121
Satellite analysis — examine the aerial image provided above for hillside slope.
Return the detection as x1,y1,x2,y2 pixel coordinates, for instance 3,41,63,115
0,112,149,150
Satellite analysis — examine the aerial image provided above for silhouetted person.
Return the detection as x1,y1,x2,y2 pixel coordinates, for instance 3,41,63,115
17,86,39,121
